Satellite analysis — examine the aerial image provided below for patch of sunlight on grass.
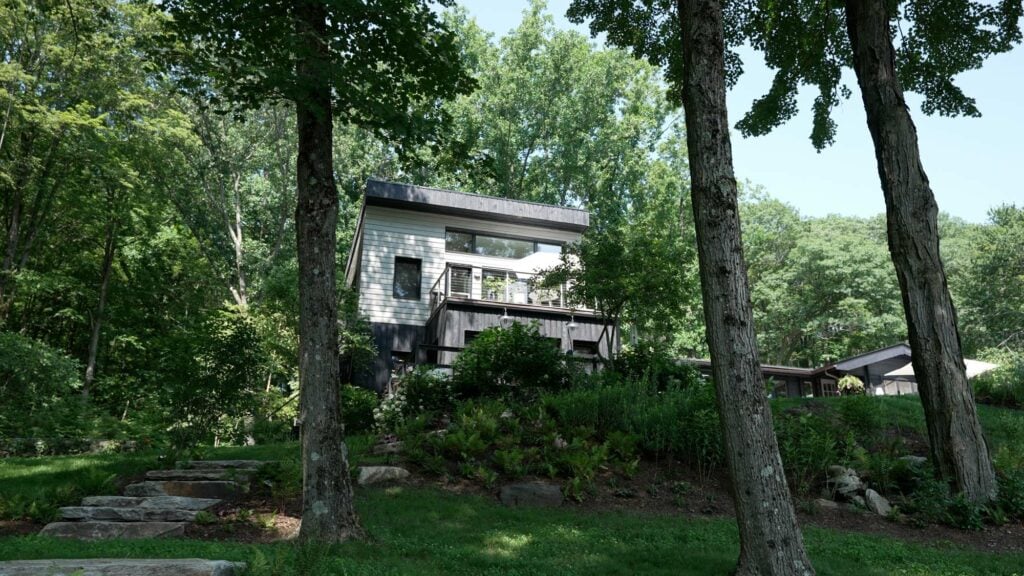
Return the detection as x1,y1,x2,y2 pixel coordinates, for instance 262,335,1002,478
384,487,404,496
483,532,533,558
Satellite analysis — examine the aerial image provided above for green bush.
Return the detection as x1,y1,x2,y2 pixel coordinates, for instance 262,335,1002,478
341,384,378,434
0,331,83,438
973,348,1024,408
613,345,703,390
453,322,571,399
374,366,454,431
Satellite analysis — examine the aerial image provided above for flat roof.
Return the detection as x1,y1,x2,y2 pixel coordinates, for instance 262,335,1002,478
364,179,589,232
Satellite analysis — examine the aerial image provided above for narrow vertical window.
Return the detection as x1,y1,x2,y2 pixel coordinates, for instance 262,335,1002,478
393,257,421,300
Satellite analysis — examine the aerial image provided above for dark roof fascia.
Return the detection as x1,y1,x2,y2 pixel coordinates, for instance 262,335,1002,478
681,358,832,379
344,202,367,288
833,343,912,371
364,179,589,233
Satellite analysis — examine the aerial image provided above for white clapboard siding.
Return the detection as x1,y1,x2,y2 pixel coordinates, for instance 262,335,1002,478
357,205,583,326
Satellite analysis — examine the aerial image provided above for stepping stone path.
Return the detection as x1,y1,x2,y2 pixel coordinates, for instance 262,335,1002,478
0,558,243,575
39,460,269,541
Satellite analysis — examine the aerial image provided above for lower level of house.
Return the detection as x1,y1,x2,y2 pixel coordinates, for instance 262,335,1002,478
356,298,614,392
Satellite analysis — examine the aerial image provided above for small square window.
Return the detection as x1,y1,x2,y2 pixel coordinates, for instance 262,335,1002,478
393,257,421,300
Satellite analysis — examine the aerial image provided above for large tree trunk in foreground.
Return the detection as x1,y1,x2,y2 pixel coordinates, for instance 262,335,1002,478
677,1,814,574
294,3,363,543
844,0,997,503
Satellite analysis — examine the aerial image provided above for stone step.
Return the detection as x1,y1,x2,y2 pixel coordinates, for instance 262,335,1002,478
38,521,186,540
0,558,243,575
124,481,243,500
59,506,199,522
145,469,254,481
81,496,220,510
182,460,268,470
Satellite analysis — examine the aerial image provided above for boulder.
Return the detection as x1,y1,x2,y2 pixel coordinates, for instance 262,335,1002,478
59,506,197,522
356,466,410,486
39,521,185,540
814,498,839,510
499,482,564,507
0,558,242,576
80,496,220,510
864,489,892,516
826,466,863,499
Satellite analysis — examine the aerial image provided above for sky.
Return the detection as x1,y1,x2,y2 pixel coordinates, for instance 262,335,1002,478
457,0,1024,223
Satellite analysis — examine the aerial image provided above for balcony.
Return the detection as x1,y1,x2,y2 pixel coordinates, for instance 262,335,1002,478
428,263,576,316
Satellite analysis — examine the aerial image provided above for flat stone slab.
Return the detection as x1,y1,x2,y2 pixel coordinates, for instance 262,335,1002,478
0,558,242,575
145,469,253,481
124,481,242,500
499,482,564,507
356,466,410,486
59,506,198,522
39,521,186,540
81,496,220,510
183,460,268,469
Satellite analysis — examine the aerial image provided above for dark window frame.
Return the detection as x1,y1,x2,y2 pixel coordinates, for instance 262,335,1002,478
392,256,422,300
445,228,563,258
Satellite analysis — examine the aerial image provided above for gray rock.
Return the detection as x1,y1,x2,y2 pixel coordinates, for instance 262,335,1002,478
814,498,839,510
851,495,866,508
0,559,242,576
81,496,220,510
39,521,186,540
826,466,864,499
356,466,410,486
864,488,892,516
898,455,928,467
59,506,198,522
183,460,268,470
371,441,404,455
124,481,243,500
146,469,254,481
499,482,564,507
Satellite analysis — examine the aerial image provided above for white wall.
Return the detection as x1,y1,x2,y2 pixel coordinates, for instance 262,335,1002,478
357,205,582,326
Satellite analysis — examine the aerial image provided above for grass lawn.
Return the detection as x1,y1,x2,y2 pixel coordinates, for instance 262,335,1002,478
2,398,1024,575
1,484,1023,575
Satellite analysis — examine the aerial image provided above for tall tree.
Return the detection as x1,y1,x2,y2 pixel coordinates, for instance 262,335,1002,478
162,0,472,542
568,1,815,574
735,0,1021,502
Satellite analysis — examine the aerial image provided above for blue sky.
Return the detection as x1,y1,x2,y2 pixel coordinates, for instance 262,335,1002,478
458,0,1023,223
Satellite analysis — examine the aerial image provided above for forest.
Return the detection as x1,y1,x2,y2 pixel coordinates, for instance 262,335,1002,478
2,0,1020,448
3,1,1024,574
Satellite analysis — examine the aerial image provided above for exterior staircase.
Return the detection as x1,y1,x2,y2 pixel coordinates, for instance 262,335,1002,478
38,460,267,540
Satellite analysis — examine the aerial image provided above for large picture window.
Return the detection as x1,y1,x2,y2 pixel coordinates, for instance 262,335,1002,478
445,230,562,259
393,257,421,300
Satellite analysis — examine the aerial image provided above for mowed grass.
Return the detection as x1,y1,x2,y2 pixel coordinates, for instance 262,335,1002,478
2,485,1023,575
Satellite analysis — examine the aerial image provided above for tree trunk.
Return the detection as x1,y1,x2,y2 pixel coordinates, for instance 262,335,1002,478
677,1,815,574
844,0,997,503
294,2,363,543
83,219,117,401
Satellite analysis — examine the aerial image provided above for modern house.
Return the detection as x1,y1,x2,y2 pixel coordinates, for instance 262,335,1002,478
345,179,614,391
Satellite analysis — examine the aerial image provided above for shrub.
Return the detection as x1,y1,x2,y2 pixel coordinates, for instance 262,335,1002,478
613,345,703,390
0,331,83,438
341,384,378,434
374,366,454,432
775,410,851,494
453,322,571,399
837,374,865,395
973,348,1024,408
